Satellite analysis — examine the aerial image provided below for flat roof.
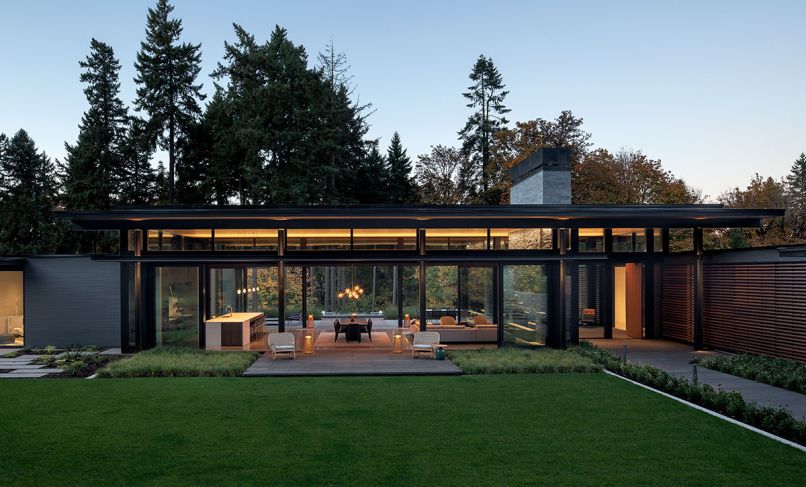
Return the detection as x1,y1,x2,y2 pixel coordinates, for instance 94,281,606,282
57,204,785,230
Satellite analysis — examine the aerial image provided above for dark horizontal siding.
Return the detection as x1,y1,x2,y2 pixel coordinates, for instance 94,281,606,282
703,262,806,361
24,257,120,348
660,264,694,343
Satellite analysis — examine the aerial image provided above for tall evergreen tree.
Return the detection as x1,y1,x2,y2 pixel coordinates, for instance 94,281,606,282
118,116,157,205
211,25,369,204
384,132,416,203
63,38,128,211
458,55,510,204
134,0,205,204
0,130,59,255
786,153,806,237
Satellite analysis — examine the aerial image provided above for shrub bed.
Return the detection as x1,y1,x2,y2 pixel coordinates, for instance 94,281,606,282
574,341,806,446
98,348,259,378
448,348,600,375
32,351,111,378
697,353,806,395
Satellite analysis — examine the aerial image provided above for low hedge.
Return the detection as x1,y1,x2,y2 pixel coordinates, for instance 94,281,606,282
448,348,600,375
574,341,806,446
697,353,806,395
98,348,259,378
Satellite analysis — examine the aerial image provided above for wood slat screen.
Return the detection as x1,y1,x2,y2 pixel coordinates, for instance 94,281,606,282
661,264,694,343
703,262,806,361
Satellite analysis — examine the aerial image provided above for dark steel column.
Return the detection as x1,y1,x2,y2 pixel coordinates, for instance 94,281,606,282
644,229,656,339
419,260,426,331
568,260,579,346
301,266,308,327
693,227,704,349
496,264,504,347
278,261,286,332
396,265,403,327
603,229,614,339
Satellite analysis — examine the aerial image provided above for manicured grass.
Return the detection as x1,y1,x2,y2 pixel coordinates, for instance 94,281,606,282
449,347,599,374
698,352,806,395
2,375,805,485
97,348,258,378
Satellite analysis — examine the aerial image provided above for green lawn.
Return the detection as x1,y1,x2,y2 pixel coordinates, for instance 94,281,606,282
1,374,804,486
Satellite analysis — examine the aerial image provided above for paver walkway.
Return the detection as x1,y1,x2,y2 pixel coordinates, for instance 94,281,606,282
588,338,806,420
0,354,63,378
244,350,462,376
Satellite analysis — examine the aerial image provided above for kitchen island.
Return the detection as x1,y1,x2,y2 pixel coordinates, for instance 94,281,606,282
205,312,266,351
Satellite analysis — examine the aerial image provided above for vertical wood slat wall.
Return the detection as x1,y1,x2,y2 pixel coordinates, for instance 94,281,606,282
703,262,806,362
660,264,695,343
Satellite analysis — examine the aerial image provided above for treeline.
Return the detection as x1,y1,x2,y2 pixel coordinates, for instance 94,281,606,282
1,0,804,255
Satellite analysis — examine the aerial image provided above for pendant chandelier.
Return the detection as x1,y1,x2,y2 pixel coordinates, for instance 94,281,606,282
338,284,364,300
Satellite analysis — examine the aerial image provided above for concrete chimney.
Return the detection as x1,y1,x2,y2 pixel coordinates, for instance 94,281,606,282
509,147,572,205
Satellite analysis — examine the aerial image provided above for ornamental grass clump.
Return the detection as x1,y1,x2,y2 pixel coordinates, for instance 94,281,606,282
574,341,806,446
697,353,806,395
448,348,600,375
98,348,259,378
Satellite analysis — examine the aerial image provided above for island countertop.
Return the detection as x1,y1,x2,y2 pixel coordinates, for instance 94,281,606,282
205,312,264,323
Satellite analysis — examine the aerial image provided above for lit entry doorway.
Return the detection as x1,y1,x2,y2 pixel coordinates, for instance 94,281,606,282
613,263,643,339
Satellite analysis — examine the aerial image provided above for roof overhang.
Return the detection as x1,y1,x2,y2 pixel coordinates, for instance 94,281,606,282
56,204,786,231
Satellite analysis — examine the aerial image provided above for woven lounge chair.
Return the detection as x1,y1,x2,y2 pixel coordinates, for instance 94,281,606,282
268,332,296,360
411,331,441,358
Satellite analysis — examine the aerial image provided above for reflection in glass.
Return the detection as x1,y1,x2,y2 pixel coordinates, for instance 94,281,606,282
425,229,487,250
286,229,350,250
352,229,417,250
612,228,646,252
214,230,278,251
503,265,548,347
154,267,199,347
490,228,552,250
148,230,212,251
579,228,604,252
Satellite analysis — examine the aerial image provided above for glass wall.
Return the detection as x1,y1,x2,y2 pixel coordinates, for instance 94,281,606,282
612,228,646,252
425,265,458,323
154,267,200,347
490,228,552,250
352,229,417,250
425,229,487,250
214,230,278,251
579,228,604,252
458,267,494,324
0,271,24,346
286,229,350,251
502,265,548,347
148,230,212,251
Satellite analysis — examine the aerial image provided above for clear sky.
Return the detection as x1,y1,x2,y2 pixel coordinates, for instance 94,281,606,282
1,0,804,199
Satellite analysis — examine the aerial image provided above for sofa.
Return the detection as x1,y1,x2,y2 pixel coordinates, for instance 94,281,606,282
410,322,497,343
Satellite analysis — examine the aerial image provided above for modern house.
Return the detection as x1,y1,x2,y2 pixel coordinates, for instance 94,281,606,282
3,148,805,361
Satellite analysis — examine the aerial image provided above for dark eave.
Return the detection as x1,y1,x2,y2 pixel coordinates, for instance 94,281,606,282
56,204,785,231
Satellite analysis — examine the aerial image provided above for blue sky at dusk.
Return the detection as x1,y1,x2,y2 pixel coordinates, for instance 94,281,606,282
1,0,805,198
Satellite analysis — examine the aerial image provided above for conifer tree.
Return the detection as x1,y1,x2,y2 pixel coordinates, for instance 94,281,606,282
134,0,205,204
458,55,510,203
63,38,128,211
385,132,416,203
786,153,806,237
0,130,59,255
118,116,157,205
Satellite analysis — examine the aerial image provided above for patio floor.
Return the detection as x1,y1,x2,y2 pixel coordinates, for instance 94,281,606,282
243,350,462,377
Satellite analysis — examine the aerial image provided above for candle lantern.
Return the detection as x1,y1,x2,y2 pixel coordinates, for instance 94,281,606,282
393,330,403,354
304,334,314,354
306,314,315,328
403,313,411,327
